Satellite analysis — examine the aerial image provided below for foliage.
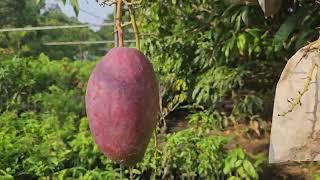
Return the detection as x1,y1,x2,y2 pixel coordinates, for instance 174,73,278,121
0,0,42,56
0,1,113,59
0,0,42,28
0,54,95,114
161,129,228,178
0,56,263,179
188,110,228,130
160,129,263,179
139,0,320,125
223,148,265,179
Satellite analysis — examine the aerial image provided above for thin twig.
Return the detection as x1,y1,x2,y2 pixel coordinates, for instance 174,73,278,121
99,0,117,6
229,0,259,5
129,8,140,49
154,130,158,174
278,64,318,116
123,0,141,49
121,21,132,27
294,37,320,68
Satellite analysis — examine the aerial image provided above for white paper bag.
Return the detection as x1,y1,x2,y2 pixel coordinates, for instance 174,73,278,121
269,42,320,163
258,0,282,16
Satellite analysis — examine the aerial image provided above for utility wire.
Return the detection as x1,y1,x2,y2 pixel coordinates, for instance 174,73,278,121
0,23,114,32
79,7,106,20
46,2,107,20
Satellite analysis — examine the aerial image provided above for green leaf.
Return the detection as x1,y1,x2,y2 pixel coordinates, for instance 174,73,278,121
243,160,258,178
70,0,79,16
237,167,247,178
273,9,305,51
228,176,241,180
241,7,250,26
295,29,316,50
229,157,237,166
234,160,243,167
131,169,141,175
223,163,231,174
237,149,245,159
237,34,247,56
314,174,320,180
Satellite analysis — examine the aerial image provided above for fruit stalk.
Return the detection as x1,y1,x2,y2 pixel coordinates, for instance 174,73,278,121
116,0,123,47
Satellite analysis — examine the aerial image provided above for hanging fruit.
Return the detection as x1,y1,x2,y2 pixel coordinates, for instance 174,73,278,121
85,0,159,166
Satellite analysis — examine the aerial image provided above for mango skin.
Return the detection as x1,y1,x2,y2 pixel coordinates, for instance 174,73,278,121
85,47,159,166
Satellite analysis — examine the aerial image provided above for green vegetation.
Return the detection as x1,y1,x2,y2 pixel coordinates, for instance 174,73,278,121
0,55,263,179
141,0,320,124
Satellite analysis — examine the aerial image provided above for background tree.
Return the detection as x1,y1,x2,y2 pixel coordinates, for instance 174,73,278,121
0,0,114,59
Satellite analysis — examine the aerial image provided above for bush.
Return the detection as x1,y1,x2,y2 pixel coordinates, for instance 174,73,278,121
0,56,264,179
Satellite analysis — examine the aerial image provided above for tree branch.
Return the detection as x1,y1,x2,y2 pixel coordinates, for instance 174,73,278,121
123,0,141,49
227,0,259,5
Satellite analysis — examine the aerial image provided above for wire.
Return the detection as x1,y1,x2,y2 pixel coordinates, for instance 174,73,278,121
79,7,106,20
43,40,135,46
0,23,114,32
46,2,108,20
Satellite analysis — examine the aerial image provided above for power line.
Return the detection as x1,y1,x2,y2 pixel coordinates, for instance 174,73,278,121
43,40,135,46
79,8,106,20
46,2,107,20
0,23,114,33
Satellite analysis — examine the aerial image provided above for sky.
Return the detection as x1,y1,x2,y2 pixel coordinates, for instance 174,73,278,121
45,0,114,30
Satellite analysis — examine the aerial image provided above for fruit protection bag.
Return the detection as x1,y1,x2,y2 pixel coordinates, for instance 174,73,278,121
270,41,320,163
